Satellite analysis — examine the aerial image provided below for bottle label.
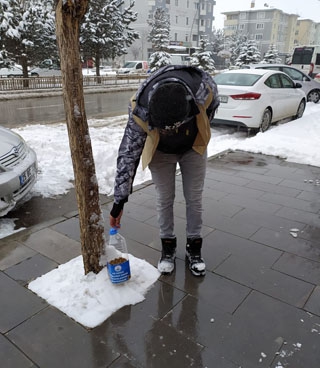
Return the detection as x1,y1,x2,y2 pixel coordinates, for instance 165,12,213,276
107,258,131,284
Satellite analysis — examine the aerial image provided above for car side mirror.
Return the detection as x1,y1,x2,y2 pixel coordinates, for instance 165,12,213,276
295,82,302,88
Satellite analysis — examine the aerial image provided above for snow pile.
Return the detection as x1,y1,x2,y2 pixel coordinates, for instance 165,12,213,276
29,254,160,328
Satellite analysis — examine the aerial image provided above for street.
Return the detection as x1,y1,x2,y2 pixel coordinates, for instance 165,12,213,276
0,88,136,128
0,89,135,234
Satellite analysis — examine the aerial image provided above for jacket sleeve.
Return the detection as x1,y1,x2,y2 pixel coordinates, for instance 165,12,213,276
203,72,220,122
111,104,147,216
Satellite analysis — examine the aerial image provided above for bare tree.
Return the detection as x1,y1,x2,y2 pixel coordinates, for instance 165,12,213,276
55,0,105,275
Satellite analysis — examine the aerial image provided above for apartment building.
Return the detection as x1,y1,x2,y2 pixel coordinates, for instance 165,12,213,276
294,19,320,46
222,5,320,58
120,0,216,62
223,7,298,57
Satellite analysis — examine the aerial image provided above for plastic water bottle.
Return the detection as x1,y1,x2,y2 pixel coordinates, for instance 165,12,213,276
105,228,131,284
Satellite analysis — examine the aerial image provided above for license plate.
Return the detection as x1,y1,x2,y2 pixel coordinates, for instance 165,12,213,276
19,164,36,186
218,95,228,103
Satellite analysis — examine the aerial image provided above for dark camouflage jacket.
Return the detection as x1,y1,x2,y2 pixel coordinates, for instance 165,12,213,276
112,65,219,212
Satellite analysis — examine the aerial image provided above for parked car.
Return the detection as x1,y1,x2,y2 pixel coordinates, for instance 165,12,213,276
30,66,61,77
212,69,306,132
117,61,149,74
0,126,38,216
0,65,24,78
241,64,320,103
169,54,190,65
82,66,116,77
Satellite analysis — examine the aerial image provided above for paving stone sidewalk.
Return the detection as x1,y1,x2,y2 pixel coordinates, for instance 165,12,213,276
1,150,320,368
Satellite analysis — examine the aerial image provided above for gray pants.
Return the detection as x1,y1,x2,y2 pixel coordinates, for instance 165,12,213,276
149,149,207,239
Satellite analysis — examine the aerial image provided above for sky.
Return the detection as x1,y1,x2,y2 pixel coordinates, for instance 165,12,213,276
213,0,320,29
1,101,320,328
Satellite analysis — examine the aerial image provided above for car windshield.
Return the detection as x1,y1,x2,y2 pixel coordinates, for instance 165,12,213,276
123,62,137,68
214,73,262,86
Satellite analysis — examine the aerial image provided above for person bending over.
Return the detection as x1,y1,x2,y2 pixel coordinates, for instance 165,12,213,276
109,65,219,276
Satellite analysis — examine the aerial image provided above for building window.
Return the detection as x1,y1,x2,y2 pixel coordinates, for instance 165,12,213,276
192,34,198,41
200,19,205,26
176,15,178,24
175,0,178,5
256,23,264,29
239,24,245,30
257,12,265,19
185,34,188,41
186,17,189,25
187,0,189,8
240,13,247,19
226,25,237,31
255,34,263,40
166,0,170,3
174,33,178,41
228,14,238,20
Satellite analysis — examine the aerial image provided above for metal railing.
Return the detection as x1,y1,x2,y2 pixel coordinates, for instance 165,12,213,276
0,74,148,91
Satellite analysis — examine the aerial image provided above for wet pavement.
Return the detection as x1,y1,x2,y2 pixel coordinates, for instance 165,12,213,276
1,150,320,368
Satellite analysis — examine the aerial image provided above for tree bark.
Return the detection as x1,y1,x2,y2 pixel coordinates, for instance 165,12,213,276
55,0,104,275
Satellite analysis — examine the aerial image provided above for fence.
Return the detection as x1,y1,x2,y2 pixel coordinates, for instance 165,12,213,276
0,74,148,91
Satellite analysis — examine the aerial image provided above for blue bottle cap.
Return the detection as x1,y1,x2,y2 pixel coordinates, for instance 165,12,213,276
109,228,118,235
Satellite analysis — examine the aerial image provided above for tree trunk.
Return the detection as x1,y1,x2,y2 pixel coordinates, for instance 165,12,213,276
20,55,29,88
95,50,101,83
55,0,104,275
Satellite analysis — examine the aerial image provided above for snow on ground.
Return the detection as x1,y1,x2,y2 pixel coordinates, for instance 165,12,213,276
1,102,320,238
1,101,320,328
28,254,160,328
14,102,320,201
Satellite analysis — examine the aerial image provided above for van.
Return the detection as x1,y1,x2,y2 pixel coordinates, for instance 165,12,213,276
291,45,320,77
117,61,148,74
169,54,190,66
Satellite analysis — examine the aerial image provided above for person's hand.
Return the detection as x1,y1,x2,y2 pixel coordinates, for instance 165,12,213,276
109,210,123,229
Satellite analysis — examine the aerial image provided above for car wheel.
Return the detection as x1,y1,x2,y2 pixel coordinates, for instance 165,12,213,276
307,89,320,103
31,72,39,77
259,108,272,132
295,99,306,119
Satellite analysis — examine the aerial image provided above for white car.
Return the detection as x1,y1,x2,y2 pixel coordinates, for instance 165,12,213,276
117,61,149,74
82,66,116,77
0,126,38,216
242,64,320,103
213,69,306,132
30,67,61,77
0,65,24,77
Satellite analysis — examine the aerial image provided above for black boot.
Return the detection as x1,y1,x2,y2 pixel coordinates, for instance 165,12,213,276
186,238,206,276
158,238,177,274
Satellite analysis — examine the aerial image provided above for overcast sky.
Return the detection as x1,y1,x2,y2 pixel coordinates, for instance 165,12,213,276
213,0,320,29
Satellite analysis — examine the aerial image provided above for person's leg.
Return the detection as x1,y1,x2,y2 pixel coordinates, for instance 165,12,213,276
149,150,178,238
179,149,207,276
179,149,207,238
149,150,179,274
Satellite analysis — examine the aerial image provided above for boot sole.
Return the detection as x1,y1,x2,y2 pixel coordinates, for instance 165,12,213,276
185,255,206,276
189,268,206,276
158,259,175,275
